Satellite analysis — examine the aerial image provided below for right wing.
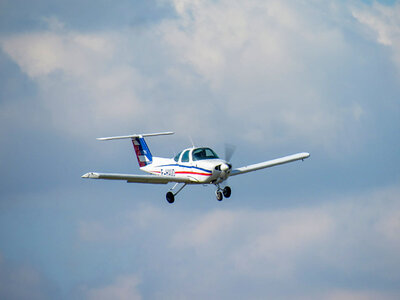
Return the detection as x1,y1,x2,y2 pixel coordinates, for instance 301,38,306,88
230,152,310,176
81,172,192,184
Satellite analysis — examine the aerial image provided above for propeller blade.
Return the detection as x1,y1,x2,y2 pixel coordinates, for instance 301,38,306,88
224,143,236,162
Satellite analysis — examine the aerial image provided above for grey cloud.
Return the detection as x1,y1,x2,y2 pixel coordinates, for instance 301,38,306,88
0,255,56,300
2,0,398,153
74,185,400,299
84,275,142,300
1,1,400,299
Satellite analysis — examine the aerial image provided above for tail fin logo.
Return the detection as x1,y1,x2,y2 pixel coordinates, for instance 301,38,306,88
132,137,153,167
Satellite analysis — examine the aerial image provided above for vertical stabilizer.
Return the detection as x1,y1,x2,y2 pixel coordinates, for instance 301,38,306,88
96,131,174,168
132,137,152,167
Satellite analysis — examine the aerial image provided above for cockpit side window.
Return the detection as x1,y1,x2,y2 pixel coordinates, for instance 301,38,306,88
174,151,182,162
192,148,219,161
181,150,190,162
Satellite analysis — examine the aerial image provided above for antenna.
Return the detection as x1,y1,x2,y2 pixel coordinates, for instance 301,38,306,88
189,135,195,148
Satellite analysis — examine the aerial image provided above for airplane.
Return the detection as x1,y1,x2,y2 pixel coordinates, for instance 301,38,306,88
82,132,310,203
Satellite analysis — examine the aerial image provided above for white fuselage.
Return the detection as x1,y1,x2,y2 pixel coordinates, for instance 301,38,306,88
140,147,231,184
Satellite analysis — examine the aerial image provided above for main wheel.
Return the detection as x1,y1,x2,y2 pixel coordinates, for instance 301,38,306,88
216,191,223,201
223,186,231,198
166,192,175,203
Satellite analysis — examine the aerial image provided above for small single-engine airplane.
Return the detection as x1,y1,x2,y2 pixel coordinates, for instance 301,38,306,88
82,132,310,203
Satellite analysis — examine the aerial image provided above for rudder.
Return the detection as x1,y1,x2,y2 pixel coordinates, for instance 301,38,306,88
132,137,152,167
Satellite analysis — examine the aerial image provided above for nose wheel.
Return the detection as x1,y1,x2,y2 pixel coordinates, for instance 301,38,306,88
215,185,232,201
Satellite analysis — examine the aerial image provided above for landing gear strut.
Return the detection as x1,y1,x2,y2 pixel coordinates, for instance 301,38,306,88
165,183,187,204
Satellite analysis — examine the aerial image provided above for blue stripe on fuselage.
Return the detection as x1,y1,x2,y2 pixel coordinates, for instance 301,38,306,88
156,164,212,174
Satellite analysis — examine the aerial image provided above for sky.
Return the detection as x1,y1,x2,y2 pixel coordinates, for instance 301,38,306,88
0,0,399,299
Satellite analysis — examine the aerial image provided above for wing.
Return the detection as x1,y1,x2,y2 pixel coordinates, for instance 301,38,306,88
81,172,192,184
230,152,310,176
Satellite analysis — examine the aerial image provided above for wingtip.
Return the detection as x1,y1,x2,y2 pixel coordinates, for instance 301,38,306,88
300,152,310,161
81,172,99,178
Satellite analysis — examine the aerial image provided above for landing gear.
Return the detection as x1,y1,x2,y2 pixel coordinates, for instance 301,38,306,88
223,186,231,198
165,183,187,204
166,192,175,203
215,185,232,201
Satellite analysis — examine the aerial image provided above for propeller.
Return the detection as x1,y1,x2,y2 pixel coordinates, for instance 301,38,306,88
214,143,236,181
213,143,235,181
224,143,236,163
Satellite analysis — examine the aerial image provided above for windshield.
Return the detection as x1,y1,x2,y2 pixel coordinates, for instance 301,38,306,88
174,151,182,162
192,148,219,161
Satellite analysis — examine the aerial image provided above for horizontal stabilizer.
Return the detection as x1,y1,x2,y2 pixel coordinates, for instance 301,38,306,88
97,132,174,141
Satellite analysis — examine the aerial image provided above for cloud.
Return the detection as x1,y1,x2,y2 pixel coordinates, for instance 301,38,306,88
322,289,400,300
85,275,142,300
171,209,238,248
1,1,399,299
159,0,370,147
0,25,149,139
170,208,334,280
352,2,400,71
0,254,55,300
75,184,400,299
1,1,392,149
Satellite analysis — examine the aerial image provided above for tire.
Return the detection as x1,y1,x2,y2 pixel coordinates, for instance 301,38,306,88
166,192,175,203
216,191,223,201
223,186,231,198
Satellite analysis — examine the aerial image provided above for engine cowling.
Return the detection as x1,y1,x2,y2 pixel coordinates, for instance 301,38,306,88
214,163,232,182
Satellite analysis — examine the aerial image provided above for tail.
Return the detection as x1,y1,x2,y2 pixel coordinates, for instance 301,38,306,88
131,136,152,167
96,131,174,168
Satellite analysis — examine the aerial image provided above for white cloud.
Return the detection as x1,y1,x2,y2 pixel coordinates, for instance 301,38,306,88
171,209,238,248
1,0,381,149
377,210,400,246
352,2,400,71
0,255,53,300
323,289,400,300
78,204,170,242
85,275,142,300
0,26,151,139
1,31,114,78
159,0,365,147
0,1,397,173
229,209,333,278
76,185,400,299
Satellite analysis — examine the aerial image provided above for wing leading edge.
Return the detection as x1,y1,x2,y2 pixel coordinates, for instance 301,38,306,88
81,172,192,184
231,152,310,176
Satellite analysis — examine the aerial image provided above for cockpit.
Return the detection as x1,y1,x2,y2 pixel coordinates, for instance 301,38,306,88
192,148,219,161
174,147,219,162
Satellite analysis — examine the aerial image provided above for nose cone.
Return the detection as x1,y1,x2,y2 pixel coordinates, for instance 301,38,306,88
220,163,231,172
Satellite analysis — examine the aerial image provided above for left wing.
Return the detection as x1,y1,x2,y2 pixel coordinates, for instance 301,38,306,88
230,152,310,176
81,172,193,184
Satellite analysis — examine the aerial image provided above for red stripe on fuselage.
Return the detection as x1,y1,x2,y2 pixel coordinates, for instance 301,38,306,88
175,171,211,176
152,171,211,176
